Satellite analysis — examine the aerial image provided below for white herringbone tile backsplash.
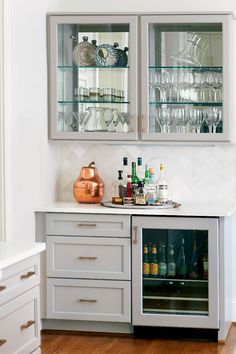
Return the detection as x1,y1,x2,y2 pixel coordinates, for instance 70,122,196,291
58,143,236,204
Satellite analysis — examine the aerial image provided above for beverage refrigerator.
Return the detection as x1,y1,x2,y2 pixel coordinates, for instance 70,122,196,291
132,216,219,340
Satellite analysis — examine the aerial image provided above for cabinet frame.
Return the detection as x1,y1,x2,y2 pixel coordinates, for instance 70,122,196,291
47,13,233,143
47,14,138,141
132,216,219,329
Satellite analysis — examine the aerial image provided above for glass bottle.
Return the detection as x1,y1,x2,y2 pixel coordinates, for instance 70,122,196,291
202,231,208,280
143,164,150,185
189,233,199,279
145,167,157,204
123,174,135,206
143,243,150,277
135,181,147,206
111,170,123,205
137,157,144,182
150,244,158,277
123,157,129,183
158,244,167,278
167,244,176,278
157,163,169,203
177,237,187,279
131,162,139,192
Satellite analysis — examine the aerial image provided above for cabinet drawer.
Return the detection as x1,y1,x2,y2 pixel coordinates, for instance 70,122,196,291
0,255,40,306
46,213,130,237
0,286,40,354
46,236,130,280
47,278,131,323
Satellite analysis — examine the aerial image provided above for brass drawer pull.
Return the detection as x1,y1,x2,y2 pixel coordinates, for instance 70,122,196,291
0,339,7,346
0,285,6,291
78,256,98,260
78,223,97,228
79,299,97,303
20,320,35,330
20,271,36,280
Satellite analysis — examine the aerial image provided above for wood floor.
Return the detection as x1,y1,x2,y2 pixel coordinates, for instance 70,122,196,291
41,324,236,354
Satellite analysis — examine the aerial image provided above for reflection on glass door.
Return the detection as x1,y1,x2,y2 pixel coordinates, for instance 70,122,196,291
142,228,209,316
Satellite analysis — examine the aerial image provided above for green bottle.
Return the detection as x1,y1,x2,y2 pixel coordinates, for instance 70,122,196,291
143,164,150,184
158,244,167,278
131,162,139,191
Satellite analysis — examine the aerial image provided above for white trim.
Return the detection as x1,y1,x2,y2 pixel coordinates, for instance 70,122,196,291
0,0,12,241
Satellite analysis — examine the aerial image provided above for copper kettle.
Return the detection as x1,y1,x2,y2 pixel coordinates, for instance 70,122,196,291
73,161,104,203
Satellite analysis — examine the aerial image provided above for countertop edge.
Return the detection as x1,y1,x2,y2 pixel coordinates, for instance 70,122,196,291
0,242,46,273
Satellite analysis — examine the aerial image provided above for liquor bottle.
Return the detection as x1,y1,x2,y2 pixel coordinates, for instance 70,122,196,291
167,244,176,278
137,157,144,181
202,231,208,280
123,174,135,205
150,244,158,277
131,162,139,191
111,170,123,205
143,244,150,277
157,163,169,203
189,233,199,279
145,167,157,204
158,244,167,278
143,164,150,184
177,237,187,278
123,157,129,183
135,181,147,206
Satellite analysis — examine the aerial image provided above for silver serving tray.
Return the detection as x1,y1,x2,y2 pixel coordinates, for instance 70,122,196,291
102,201,181,209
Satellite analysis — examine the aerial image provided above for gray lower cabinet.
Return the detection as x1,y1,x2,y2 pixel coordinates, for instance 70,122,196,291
45,213,131,324
0,255,41,354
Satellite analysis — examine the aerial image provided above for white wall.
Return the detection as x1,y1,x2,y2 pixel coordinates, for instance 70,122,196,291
9,0,236,319
10,0,60,243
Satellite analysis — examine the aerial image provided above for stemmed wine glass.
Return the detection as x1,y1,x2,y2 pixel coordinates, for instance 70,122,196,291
188,108,204,133
203,107,220,133
156,105,170,133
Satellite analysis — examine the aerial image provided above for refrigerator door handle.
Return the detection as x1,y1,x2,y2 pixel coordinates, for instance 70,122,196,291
133,226,138,244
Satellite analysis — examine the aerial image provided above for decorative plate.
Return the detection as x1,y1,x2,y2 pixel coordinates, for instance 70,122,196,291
72,36,96,66
94,43,118,67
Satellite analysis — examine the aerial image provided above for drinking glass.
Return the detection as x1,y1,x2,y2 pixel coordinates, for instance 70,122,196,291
156,106,170,133
188,108,204,133
203,107,216,133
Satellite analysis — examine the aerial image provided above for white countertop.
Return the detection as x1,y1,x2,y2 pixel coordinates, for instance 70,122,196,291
0,242,46,276
35,201,236,217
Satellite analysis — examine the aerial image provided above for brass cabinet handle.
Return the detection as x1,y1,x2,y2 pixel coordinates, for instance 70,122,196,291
0,339,7,346
141,114,146,133
20,271,36,280
78,256,98,260
0,285,6,291
20,320,35,330
79,299,97,303
133,226,138,244
78,223,97,228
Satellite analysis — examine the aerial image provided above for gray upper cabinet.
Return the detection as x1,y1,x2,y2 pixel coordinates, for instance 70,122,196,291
47,15,138,140
47,13,233,143
141,14,232,142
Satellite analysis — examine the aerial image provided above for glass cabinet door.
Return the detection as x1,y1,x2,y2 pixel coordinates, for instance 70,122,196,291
141,15,231,142
48,15,138,140
132,216,219,329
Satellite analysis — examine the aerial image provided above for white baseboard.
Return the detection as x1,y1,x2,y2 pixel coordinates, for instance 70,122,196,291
42,319,133,334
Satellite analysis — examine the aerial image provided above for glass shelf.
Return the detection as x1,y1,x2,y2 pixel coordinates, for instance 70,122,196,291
58,100,130,104
149,102,223,106
143,277,208,283
149,66,222,71
58,65,130,70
